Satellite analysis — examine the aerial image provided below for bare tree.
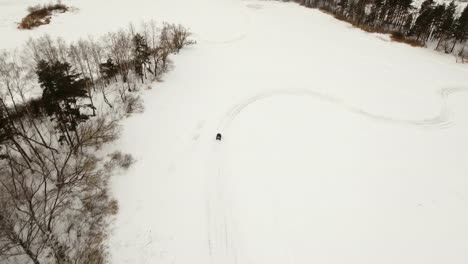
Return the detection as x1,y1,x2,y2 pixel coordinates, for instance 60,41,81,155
0,20,195,264
168,24,196,53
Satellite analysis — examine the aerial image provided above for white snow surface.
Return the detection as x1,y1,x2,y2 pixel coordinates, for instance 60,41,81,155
2,0,468,264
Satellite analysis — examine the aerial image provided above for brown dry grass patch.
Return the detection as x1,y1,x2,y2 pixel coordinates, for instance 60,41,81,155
390,32,424,47
18,3,69,30
317,9,424,48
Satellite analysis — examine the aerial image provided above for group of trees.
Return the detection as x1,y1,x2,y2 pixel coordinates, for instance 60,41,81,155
290,0,468,58
0,21,194,264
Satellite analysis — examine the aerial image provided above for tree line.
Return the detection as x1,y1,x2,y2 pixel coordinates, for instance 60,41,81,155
0,21,194,264
288,0,468,59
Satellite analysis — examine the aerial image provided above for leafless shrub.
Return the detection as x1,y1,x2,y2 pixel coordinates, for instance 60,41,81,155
125,95,144,115
108,199,119,215
0,19,195,264
451,42,468,63
79,116,120,148
166,24,197,53
106,151,135,170
0,92,121,264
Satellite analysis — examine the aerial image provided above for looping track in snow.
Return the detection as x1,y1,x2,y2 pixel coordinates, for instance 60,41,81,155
194,7,251,45
217,87,468,133
206,86,468,264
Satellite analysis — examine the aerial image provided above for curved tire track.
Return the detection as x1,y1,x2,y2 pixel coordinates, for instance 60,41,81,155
217,87,468,132
195,9,251,45
207,86,467,264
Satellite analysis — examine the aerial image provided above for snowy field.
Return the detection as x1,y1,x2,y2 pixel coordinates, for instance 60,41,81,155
2,0,468,263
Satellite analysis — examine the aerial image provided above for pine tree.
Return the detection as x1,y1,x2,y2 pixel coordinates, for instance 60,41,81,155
132,33,151,83
351,0,369,25
337,0,349,16
435,1,456,49
410,0,436,41
452,4,468,52
394,0,413,29
382,0,399,26
420,0,435,13
373,0,385,21
401,13,414,34
429,4,446,40
36,60,90,146
99,58,118,84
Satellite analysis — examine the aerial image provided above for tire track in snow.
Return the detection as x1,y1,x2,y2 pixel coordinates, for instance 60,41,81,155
217,87,468,132
206,146,239,264
195,7,251,45
197,33,248,45
207,86,468,263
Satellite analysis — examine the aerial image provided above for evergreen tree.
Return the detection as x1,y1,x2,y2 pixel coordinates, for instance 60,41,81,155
452,4,468,51
394,0,413,29
337,0,349,16
291,0,464,56
410,0,436,41
430,4,447,40
99,58,119,84
36,60,90,146
351,0,369,25
435,1,456,49
132,33,151,83
371,0,386,26
402,13,414,34
337,0,347,11
420,0,435,13
382,0,399,25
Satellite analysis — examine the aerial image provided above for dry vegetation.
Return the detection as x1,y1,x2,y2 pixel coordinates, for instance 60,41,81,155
320,9,424,47
0,21,195,264
18,2,69,30
389,31,424,47
290,0,468,58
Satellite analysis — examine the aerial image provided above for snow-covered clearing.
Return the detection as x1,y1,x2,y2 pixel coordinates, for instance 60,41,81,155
2,0,468,263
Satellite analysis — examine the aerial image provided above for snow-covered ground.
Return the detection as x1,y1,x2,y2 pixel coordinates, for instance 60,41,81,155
2,0,468,264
